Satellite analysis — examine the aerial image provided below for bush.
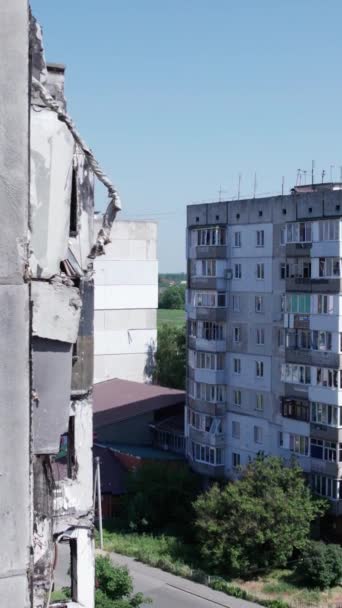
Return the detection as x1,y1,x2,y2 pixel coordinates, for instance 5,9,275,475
159,284,185,309
297,540,342,589
95,555,150,607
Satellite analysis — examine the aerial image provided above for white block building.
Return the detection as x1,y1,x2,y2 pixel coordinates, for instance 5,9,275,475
94,220,158,383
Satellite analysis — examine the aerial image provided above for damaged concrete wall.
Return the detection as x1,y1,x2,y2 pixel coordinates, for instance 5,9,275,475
0,2,31,607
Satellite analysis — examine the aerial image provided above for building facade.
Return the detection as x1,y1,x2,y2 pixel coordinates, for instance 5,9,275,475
186,185,342,513
0,5,120,606
94,220,158,383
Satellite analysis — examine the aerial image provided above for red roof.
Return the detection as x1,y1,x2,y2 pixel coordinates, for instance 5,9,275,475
93,378,185,428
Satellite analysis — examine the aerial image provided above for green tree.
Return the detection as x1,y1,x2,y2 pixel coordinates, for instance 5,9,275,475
95,555,150,607
152,324,186,389
122,462,200,536
159,284,185,309
193,455,327,577
297,541,342,589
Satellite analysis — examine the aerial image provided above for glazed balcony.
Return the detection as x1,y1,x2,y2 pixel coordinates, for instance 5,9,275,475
285,349,341,368
195,245,227,259
188,425,226,448
187,396,226,416
189,459,225,478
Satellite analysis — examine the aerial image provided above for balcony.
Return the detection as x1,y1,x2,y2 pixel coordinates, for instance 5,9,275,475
187,396,226,416
286,242,312,257
190,276,226,290
310,423,342,443
189,459,225,478
285,349,341,368
190,337,226,353
195,307,227,322
193,368,226,384
310,459,339,478
195,245,227,259
285,276,342,293
189,425,226,447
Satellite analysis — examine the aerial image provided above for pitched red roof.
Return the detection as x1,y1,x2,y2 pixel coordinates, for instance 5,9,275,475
93,378,185,428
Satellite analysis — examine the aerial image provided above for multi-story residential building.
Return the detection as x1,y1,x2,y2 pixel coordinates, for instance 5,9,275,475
1,5,121,606
94,220,158,383
186,184,342,515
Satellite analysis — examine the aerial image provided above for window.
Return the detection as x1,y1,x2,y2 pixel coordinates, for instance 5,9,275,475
312,474,340,500
233,358,241,374
256,230,264,247
319,220,339,241
285,294,311,314
232,453,241,468
232,421,240,439
278,328,285,348
255,296,264,313
311,438,323,460
311,330,332,351
232,295,240,312
234,263,242,279
256,328,265,345
69,166,78,236
282,399,309,421
280,263,286,280
317,294,333,315
196,383,226,402
189,411,223,435
286,258,311,279
289,433,309,456
217,292,226,307
196,352,225,371
316,368,341,389
279,432,284,447
256,360,264,378
254,426,263,444
280,227,286,245
286,329,332,352
198,321,225,341
191,441,223,466
319,257,341,278
256,263,264,280
234,231,241,247
311,402,340,427
194,291,226,308
200,259,216,277
256,393,264,411
196,227,226,246
233,390,241,406
286,222,312,243
282,364,311,385
234,326,241,344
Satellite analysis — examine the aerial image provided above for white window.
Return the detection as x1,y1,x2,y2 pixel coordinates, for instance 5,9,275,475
255,296,264,313
196,383,226,403
233,390,241,406
256,230,264,247
234,326,241,344
232,453,241,468
198,321,225,341
196,352,225,371
194,291,226,308
316,368,342,389
234,231,241,248
256,393,264,411
311,402,341,427
201,259,216,277
317,294,333,315
286,222,312,244
283,364,311,385
278,328,285,348
256,328,265,345
196,227,226,246
191,441,223,466
280,227,286,245
233,358,241,374
256,360,264,378
254,426,263,444
232,295,240,312
232,421,240,438
256,263,264,280
289,433,309,456
319,257,341,278
312,474,339,500
319,220,340,242
234,263,242,279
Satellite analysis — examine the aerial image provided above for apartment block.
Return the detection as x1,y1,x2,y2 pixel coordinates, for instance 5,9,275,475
94,220,158,383
186,185,342,514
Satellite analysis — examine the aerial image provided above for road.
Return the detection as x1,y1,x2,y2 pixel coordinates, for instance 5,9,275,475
106,551,262,608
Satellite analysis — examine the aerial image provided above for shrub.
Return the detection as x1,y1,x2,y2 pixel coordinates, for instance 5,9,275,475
194,455,327,576
297,540,342,589
95,555,150,607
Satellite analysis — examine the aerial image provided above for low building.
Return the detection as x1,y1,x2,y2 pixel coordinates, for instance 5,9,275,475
94,220,158,383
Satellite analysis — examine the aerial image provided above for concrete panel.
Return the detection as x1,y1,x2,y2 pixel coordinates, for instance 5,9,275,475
227,352,272,391
72,280,94,394
94,353,152,383
69,151,95,269
99,239,157,261
95,328,157,355
248,197,273,223
272,196,297,223
32,281,81,343
32,337,72,454
229,258,273,293
207,202,227,225
30,109,74,278
323,191,342,216
228,223,273,258
109,220,157,243
95,260,158,286
295,192,323,219
187,204,207,227
95,284,158,310
95,308,156,331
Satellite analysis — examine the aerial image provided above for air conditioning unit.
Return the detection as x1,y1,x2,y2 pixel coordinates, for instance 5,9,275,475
225,269,233,280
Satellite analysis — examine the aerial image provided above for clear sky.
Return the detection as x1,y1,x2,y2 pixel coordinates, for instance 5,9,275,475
31,0,342,272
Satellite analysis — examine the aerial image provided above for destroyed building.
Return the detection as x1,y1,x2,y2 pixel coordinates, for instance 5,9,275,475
0,3,121,606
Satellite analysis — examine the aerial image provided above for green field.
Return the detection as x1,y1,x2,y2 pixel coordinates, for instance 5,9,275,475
157,309,185,328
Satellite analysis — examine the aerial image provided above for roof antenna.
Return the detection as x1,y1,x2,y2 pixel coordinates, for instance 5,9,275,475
253,172,257,198
296,169,302,186
311,160,315,185
303,170,307,185
281,176,284,196
237,173,241,200
321,169,325,183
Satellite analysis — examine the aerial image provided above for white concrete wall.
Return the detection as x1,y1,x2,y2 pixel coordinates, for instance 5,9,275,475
94,221,158,383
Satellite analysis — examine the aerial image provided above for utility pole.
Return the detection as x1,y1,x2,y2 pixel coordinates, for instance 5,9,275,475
94,456,103,550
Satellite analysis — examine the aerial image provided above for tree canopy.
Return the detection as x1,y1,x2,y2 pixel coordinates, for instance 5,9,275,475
152,324,186,389
159,284,185,309
193,455,327,577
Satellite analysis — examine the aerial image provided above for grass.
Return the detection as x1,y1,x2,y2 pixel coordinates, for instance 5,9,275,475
157,308,185,329
50,588,70,602
99,528,342,608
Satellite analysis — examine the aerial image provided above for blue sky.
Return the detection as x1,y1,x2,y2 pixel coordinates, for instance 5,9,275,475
31,0,342,271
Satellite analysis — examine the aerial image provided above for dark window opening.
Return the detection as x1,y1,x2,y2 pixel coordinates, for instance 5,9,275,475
70,538,77,601
282,208,287,215
282,399,309,422
216,214,219,220
308,207,312,213
336,205,340,211
69,166,78,236
236,213,240,220
67,416,77,480
259,210,263,217
196,216,199,222
72,341,78,365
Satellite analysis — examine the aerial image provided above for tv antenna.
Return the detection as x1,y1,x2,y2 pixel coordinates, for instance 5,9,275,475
237,173,242,200
311,160,315,185
217,186,227,202
321,169,326,183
